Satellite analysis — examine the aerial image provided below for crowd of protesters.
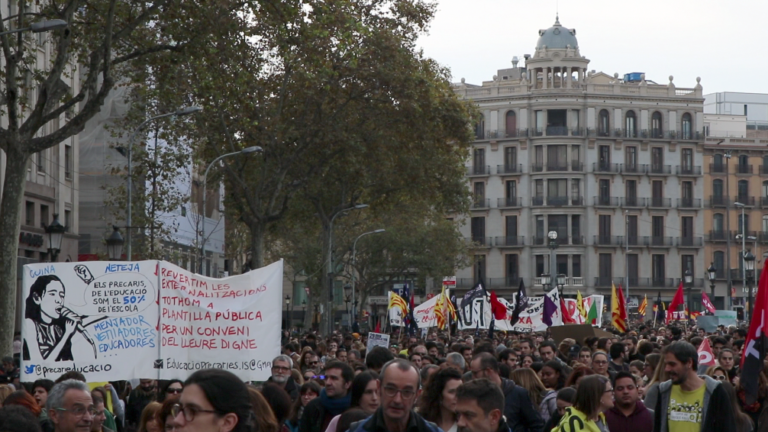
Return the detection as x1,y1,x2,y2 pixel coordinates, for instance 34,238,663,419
0,323,763,432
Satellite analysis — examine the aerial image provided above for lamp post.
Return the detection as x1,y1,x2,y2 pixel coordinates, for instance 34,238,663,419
326,204,369,334
44,214,66,262
124,107,202,261
343,284,352,330
106,226,125,261
285,295,291,330
0,19,67,36
547,230,559,294
707,262,717,302
744,250,756,322
684,269,693,324
735,201,747,302
724,148,733,310
199,146,263,274
351,228,385,332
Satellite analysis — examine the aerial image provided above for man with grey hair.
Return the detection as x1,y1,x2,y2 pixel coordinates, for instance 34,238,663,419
446,352,466,371
47,379,95,432
268,354,299,401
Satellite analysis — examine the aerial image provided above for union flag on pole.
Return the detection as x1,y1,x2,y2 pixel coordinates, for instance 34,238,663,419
741,258,768,404
702,292,716,314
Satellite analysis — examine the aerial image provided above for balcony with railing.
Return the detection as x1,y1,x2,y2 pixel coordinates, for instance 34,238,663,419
708,230,729,242
676,166,702,176
677,237,703,247
679,131,704,141
532,235,585,246
594,277,623,288
623,164,647,175
497,164,523,175
622,197,647,208
546,126,569,136
593,162,622,174
648,164,672,175
593,196,621,207
546,196,569,206
545,163,569,172
760,197,768,208
648,197,673,208
760,165,768,176
497,197,522,208
532,163,544,173
571,196,585,206
677,198,702,209
709,195,729,207
625,236,642,246
572,161,585,172
650,128,664,139
737,164,753,175
531,196,545,206
471,198,491,210
593,235,624,247
467,165,491,176
733,230,758,241
734,196,756,207
709,163,726,174
494,236,525,248
643,236,675,247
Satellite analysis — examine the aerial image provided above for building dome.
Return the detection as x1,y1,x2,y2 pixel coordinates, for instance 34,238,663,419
536,15,578,50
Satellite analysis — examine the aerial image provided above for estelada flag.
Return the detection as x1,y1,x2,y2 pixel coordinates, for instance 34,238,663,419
638,295,648,316
697,337,716,367
741,258,768,404
666,281,685,324
611,283,627,332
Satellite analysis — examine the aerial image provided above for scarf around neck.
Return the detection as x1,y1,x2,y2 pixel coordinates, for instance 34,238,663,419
319,388,351,416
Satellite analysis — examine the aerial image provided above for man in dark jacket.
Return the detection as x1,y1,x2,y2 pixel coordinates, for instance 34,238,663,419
652,341,736,432
605,372,653,432
300,360,353,432
456,379,512,432
469,353,543,432
125,379,156,427
350,359,440,432
267,355,300,401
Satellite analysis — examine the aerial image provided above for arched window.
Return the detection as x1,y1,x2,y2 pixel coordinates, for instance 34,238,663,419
598,110,610,137
625,111,637,138
713,154,724,173
682,113,693,140
713,213,724,232
714,251,725,278
505,111,517,138
651,111,663,138
475,114,485,140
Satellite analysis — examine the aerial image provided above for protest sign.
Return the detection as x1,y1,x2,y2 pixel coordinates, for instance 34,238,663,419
413,295,439,328
564,295,604,326
366,332,390,352
21,260,282,382
457,289,562,332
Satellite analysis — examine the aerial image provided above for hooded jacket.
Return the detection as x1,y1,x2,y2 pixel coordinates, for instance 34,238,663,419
652,375,737,432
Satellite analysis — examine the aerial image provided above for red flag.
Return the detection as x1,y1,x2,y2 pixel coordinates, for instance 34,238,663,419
666,282,685,324
741,259,768,404
701,292,716,314
697,337,716,367
490,291,507,320
374,319,381,333
617,284,628,322
560,297,576,323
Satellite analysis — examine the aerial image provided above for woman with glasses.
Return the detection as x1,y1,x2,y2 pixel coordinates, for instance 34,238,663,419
554,375,612,432
705,365,729,382
300,351,319,374
287,382,322,432
324,371,380,432
158,380,184,403
172,369,254,432
418,367,463,432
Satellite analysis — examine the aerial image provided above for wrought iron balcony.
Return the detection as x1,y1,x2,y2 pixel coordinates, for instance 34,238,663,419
737,164,753,174
677,198,701,209
494,236,525,247
760,165,768,176
593,162,622,174
547,196,570,206
733,196,756,206
643,236,674,247
546,126,569,136
546,163,570,172
593,235,624,246
760,197,768,208
471,199,491,209
594,196,621,207
622,164,647,175
708,230,729,242
648,197,673,208
625,236,642,246
676,166,702,176
648,164,672,175
710,163,726,174
622,197,647,208
467,165,491,176
497,197,522,208
677,237,703,247
709,196,729,207
468,236,492,247
571,161,585,172
531,196,545,206
497,164,523,175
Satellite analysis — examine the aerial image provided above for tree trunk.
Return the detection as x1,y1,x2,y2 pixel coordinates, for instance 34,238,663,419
248,222,266,270
0,148,30,356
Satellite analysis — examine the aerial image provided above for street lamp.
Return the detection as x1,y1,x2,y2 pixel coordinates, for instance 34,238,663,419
326,204,369,334
199,146,263,274
744,250,756,322
106,226,125,261
707,262,717,301
684,269,693,324
547,230,559,294
44,214,66,262
351,228,385,332
285,295,291,329
123,106,202,261
0,19,67,36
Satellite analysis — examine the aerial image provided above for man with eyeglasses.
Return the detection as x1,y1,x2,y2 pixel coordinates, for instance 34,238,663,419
350,358,440,432
46,379,95,432
268,355,300,401
604,371,653,432
469,353,543,432
300,360,354,432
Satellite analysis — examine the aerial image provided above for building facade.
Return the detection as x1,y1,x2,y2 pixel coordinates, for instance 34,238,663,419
454,17,706,309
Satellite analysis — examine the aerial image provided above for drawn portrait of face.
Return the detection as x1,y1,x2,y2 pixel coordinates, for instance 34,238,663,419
34,280,65,321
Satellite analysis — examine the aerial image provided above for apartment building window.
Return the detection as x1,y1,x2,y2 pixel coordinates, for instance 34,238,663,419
40,205,49,228
682,255,694,278
572,255,582,277
625,146,637,172
598,215,611,243
652,180,663,206
599,254,612,285
763,181,768,197
36,151,45,174
763,215,768,233
571,179,581,204
473,148,485,174
681,216,694,241
713,179,724,204
506,254,519,284
763,156,768,174
535,146,543,168
505,216,518,239
713,214,724,234
598,109,610,136
535,255,545,278
739,155,749,173
627,215,638,244
652,216,664,241
651,147,664,172
738,213,750,235
474,115,484,139
681,181,693,207
598,145,610,170
25,201,34,226
536,216,544,244
652,254,666,284
474,182,485,206
557,255,568,275
598,179,610,205
738,180,749,203
64,210,71,229
504,146,517,169
571,215,581,244
65,145,72,179
549,215,568,242
682,113,693,140
571,145,581,170
625,111,637,138
535,110,545,134
681,148,693,174
627,254,639,284
547,145,568,171
505,111,517,137
474,255,486,284
651,111,663,138
713,251,725,278
471,217,485,244
626,180,637,206
713,154,725,173
505,180,517,201
548,179,567,205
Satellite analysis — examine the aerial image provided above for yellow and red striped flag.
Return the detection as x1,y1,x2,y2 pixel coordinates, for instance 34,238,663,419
638,295,648,316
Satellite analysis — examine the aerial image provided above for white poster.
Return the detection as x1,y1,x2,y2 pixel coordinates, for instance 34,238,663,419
157,260,282,381
366,332,390,352
457,289,563,333
413,295,439,328
21,261,159,382
563,295,605,326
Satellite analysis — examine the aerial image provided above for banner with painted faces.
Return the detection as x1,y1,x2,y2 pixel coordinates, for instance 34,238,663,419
21,260,282,382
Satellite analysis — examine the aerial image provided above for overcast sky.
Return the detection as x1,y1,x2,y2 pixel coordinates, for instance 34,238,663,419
417,0,767,95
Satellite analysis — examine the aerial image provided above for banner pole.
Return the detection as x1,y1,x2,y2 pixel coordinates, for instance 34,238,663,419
156,260,162,383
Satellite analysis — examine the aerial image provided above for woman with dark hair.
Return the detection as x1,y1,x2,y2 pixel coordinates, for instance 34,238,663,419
1,390,41,417
564,366,595,388
719,348,739,382
543,387,576,432
521,354,535,369
247,386,280,432
324,371,380,432
158,380,184,403
596,338,611,353
261,384,293,431
721,381,754,432
540,361,566,391
555,375,613,432
157,399,182,432
23,275,105,362
173,368,254,432
287,382,321,432
418,366,463,432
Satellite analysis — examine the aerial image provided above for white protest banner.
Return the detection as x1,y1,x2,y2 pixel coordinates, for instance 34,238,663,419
388,291,404,327
457,289,562,332
158,260,282,381
21,261,159,382
413,295,439,328
564,295,604,326
366,332,390,352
